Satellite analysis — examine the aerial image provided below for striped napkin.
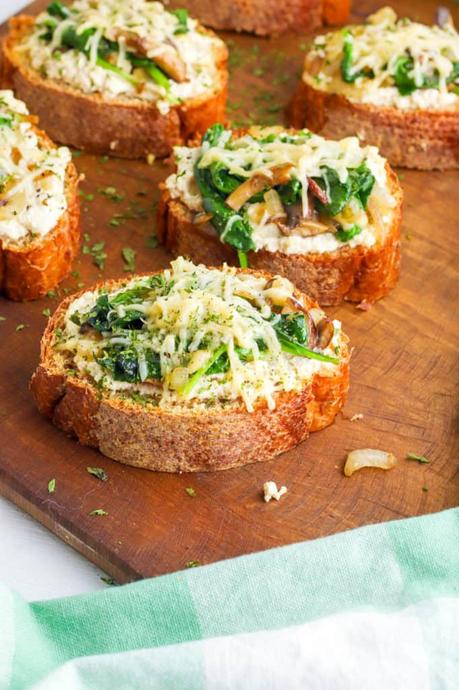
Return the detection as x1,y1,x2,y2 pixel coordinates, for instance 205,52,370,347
1,508,458,690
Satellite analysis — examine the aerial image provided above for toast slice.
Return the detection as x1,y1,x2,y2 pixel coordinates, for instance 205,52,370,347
288,7,459,170
164,0,350,36
31,258,350,472
0,90,80,301
158,125,403,307
2,4,228,159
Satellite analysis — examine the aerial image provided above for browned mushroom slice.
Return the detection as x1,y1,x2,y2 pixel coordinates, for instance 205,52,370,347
226,164,294,211
110,29,187,82
308,177,329,205
276,218,336,237
316,317,334,349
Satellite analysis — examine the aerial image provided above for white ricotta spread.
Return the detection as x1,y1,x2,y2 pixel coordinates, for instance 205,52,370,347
57,258,344,412
304,6,459,111
165,126,397,256
17,0,225,113
0,90,70,245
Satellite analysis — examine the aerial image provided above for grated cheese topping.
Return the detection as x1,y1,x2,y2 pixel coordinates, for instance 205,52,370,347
303,7,459,110
165,126,397,256
0,90,70,245
18,0,225,114
56,258,344,412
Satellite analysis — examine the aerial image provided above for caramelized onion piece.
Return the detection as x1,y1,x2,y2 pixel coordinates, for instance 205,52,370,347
344,449,397,477
226,164,294,212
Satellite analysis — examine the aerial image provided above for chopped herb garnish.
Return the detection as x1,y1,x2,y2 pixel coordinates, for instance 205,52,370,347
185,487,196,497
146,233,159,248
47,478,56,493
422,486,429,492
16,324,27,332
406,452,430,464
89,508,108,516
87,467,108,481
0,316,6,322
100,575,117,586
42,308,51,317
185,560,200,568
122,247,136,272
98,186,124,202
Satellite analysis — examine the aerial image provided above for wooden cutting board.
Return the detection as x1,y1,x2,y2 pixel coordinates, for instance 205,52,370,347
0,0,458,585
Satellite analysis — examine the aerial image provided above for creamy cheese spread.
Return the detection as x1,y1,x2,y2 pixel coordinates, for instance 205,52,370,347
0,90,70,245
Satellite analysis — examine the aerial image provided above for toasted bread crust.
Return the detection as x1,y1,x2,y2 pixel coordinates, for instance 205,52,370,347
0,127,80,301
2,16,228,159
288,79,459,170
157,163,402,306
165,0,349,35
30,271,350,472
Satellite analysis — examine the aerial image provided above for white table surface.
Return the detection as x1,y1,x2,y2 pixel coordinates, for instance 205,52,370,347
1,0,106,602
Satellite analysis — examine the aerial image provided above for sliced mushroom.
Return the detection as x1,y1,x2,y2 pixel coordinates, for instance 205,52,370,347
110,28,187,82
308,177,329,205
277,217,337,237
226,164,294,212
316,317,334,349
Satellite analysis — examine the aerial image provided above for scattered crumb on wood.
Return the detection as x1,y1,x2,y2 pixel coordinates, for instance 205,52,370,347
356,300,372,311
350,413,364,422
263,481,287,503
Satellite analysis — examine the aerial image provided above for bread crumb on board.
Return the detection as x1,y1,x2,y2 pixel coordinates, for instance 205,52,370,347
350,413,364,422
263,481,288,503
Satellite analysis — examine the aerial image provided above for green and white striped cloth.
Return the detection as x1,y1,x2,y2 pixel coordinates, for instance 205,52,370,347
1,509,458,690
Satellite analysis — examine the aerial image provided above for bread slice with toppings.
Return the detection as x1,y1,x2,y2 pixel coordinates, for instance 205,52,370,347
2,1,228,158
0,90,79,301
288,6,459,169
164,0,350,36
30,258,350,472
158,124,402,307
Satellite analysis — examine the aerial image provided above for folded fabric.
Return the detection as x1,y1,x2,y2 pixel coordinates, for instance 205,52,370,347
1,509,458,690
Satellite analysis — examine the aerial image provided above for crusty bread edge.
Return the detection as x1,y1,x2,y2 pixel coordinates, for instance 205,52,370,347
2,16,228,158
157,159,402,307
288,79,459,170
30,269,350,472
0,123,80,301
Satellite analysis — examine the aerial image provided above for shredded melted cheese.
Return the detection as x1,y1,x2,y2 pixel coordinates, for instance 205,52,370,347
57,258,344,412
0,90,70,245
165,126,397,255
304,7,459,110
18,0,225,113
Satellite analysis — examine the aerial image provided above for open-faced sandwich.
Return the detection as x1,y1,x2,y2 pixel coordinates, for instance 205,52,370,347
31,258,350,471
2,1,228,158
164,0,350,36
0,90,79,301
159,124,402,306
288,6,459,169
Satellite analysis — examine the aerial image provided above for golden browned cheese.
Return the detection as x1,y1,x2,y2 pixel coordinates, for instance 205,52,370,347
30,270,350,472
2,16,228,158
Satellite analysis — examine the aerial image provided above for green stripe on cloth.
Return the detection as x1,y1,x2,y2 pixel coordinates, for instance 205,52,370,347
3,509,458,690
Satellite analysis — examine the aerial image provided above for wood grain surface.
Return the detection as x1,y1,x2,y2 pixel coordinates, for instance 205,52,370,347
0,0,458,584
